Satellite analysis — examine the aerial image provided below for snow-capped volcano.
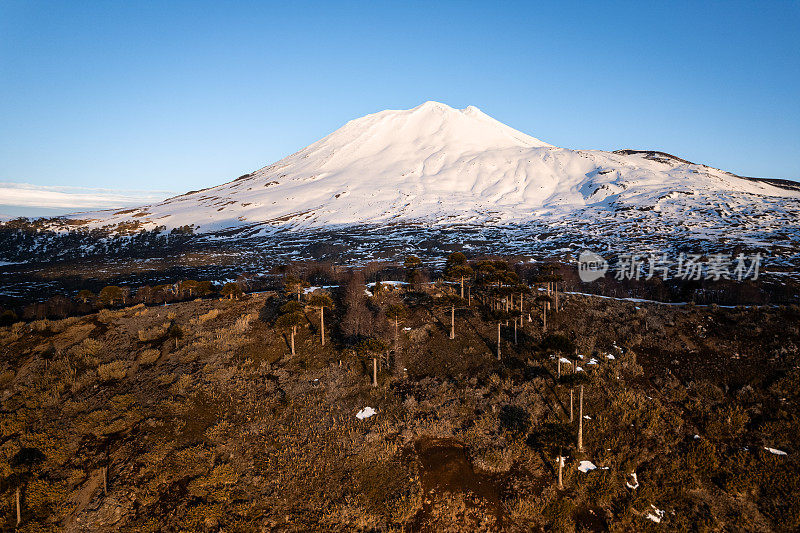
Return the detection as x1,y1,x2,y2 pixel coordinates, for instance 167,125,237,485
71,101,799,243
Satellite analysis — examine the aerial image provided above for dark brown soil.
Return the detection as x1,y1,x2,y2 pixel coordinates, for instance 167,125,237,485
574,506,609,531
413,437,505,531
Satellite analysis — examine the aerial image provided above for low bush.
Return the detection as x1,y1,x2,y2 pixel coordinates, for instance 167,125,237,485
138,348,160,366
97,360,129,382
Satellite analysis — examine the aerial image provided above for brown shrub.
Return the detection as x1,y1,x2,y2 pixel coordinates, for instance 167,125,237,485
97,360,129,382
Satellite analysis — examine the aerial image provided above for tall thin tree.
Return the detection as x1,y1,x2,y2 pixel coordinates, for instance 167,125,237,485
307,293,334,346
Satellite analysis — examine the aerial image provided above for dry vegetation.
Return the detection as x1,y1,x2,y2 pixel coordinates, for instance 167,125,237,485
0,259,799,532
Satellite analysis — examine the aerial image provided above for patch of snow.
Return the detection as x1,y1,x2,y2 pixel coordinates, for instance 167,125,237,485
576,366,584,372
646,505,665,523
578,460,597,472
304,285,338,294
356,407,376,420
765,447,788,456
626,472,639,489
366,280,408,287
606,354,616,360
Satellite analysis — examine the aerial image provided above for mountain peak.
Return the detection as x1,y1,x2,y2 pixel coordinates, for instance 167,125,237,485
330,102,554,154
65,102,799,237
412,100,454,111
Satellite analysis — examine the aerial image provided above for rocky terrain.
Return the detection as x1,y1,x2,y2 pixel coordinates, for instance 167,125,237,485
1,259,799,531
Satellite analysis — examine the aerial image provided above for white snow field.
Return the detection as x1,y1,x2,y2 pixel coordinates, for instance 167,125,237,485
68,101,799,237
3,101,789,272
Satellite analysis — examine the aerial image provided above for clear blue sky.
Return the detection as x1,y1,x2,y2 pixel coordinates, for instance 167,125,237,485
1,0,798,196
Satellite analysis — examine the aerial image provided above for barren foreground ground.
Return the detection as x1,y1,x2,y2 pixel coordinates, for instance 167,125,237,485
1,286,799,531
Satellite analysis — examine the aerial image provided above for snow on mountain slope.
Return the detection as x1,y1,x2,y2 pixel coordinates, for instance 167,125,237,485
70,101,799,237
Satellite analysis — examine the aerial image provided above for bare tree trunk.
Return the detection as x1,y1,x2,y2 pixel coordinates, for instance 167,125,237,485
569,389,574,422
467,286,471,306
514,318,517,344
372,357,377,387
497,322,501,360
554,282,559,311
320,307,325,346
578,385,584,452
16,487,21,526
460,277,464,298
449,305,455,339
543,306,547,332
290,327,295,356
557,449,564,489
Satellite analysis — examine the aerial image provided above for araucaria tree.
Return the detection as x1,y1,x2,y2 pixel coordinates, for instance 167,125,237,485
560,372,589,424
528,422,573,490
221,282,243,300
307,293,334,346
516,283,531,324
99,285,125,306
444,252,474,298
437,294,465,340
284,275,310,301
77,289,95,304
489,309,513,360
357,337,388,387
385,303,407,351
10,447,45,526
543,334,576,379
167,323,184,350
277,301,305,356
536,294,553,331
404,255,424,288
540,263,563,312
